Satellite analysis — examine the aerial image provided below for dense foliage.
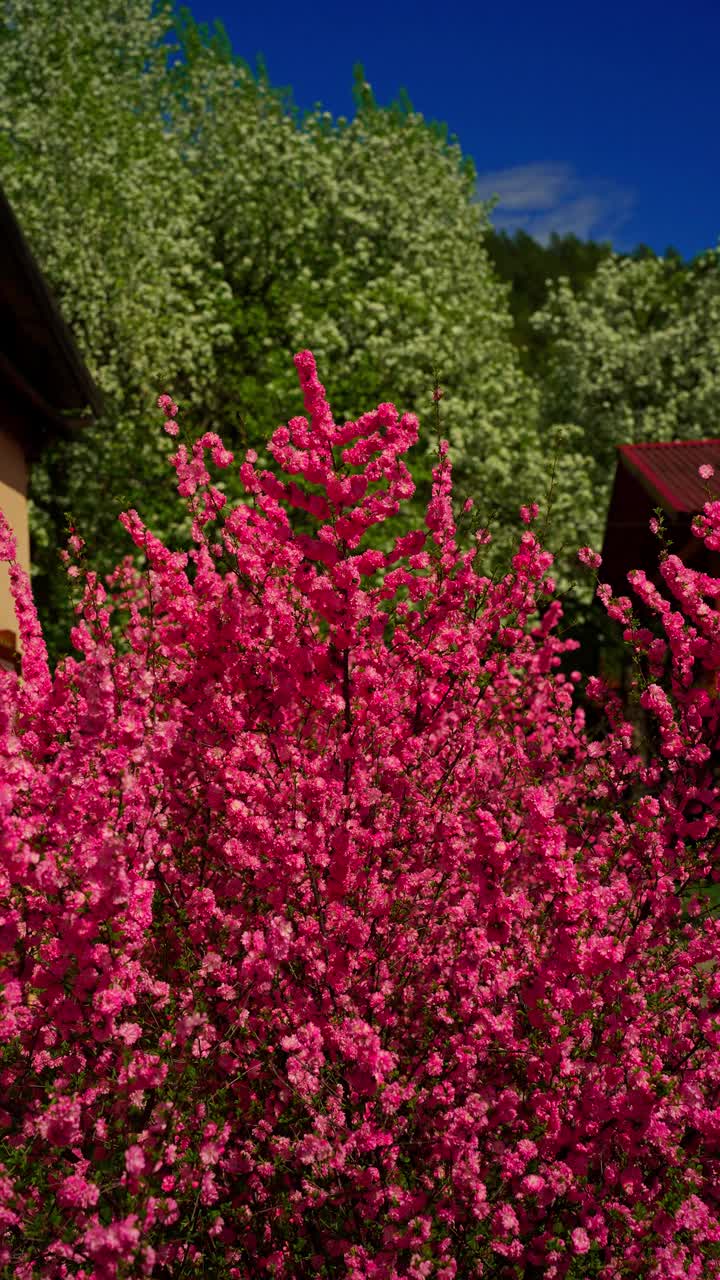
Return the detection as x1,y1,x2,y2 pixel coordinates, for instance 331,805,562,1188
483,230,615,374
532,249,720,560
0,0,232,656
484,231,689,375
3,353,720,1277
4,0,718,661
0,0,539,661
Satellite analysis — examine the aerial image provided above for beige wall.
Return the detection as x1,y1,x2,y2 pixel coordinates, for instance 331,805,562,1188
0,427,30,645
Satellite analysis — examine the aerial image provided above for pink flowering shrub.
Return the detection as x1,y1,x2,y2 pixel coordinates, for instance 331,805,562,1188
2,352,720,1278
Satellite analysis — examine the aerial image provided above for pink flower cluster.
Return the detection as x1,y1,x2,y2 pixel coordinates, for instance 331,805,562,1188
2,352,720,1277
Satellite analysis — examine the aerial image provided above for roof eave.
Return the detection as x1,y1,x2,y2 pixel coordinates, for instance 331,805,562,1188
0,185,104,424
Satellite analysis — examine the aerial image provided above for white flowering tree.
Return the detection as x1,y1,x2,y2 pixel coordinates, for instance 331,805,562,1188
0,0,233,653
531,251,720,560
166,37,543,535
1,1,543,656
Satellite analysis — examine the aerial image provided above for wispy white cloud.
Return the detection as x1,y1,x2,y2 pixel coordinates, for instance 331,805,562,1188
475,162,636,244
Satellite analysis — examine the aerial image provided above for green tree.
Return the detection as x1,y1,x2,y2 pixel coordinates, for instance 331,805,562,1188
2,2,543,661
484,228,614,373
166,33,541,538
531,249,720,566
0,0,233,657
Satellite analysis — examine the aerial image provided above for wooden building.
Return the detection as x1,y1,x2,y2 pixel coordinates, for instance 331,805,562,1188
0,186,102,668
601,439,720,599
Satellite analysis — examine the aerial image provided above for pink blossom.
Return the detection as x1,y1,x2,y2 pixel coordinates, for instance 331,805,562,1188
38,1098,82,1147
57,1173,100,1210
2,350,720,1275
578,545,602,570
572,1227,591,1254
157,394,178,418
125,1145,146,1177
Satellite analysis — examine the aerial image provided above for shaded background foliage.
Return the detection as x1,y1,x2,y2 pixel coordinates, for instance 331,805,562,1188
1,0,719,664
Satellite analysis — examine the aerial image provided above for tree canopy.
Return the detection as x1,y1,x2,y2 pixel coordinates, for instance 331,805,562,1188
484,228,614,373
2,0,719,660
1,0,539,660
531,248,720,559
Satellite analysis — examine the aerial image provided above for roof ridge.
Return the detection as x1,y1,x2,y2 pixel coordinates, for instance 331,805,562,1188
619,438,720,452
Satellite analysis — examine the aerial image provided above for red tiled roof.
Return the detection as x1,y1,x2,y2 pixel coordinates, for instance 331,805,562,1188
619,439,720,514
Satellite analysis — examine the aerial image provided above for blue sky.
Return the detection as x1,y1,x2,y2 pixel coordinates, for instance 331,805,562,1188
182,0,719,260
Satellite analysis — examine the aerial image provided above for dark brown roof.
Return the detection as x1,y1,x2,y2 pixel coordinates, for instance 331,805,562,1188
618,439,720,514
0,184,103,446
